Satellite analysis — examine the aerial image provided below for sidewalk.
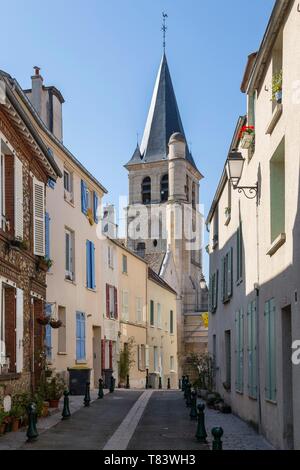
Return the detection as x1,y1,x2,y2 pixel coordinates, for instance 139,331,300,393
0,389,109,450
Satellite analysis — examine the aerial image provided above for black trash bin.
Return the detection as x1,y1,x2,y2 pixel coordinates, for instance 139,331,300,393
103,369,113,389
68,368,91,395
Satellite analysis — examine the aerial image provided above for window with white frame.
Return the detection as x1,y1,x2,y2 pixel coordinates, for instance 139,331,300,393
157,303,162,329
122,255,128,274
121,290,129,321
136,297,143,324
65,228,74,281
64,168,73,203
108,246,114,269
109,285,116,319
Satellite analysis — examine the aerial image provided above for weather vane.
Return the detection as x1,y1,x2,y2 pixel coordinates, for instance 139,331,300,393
162,12,168,52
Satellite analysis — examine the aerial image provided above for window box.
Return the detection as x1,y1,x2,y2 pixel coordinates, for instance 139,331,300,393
240,133,254,149
267,233,286,257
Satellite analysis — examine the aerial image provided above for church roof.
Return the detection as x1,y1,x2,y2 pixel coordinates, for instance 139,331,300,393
126,53,198,170
144,252,166,275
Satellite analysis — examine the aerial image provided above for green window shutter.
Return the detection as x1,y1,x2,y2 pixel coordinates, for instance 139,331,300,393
221,258,225,303
239,223,243,281
208,275,212,313
215,270,219,310
235,310,240,391
252,301,258,399
265,299,276,401
227,248,233,298
235,309,244,393
237,228,240,282
240,309,244,392
247,301,257,398
247,303,252,396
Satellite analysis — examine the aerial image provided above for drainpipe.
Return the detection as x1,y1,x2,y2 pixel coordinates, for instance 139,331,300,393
255,195,262,432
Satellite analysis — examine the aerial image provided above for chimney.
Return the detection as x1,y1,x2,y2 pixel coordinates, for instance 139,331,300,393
31,66,43,116
24,66,65,142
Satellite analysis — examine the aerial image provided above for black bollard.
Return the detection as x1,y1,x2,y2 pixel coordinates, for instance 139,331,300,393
184,380,189,400
109,376,115,393
212,427,224,450
26,403,38,443
62,390,71,420
159,376,162,389
186,383,192,408
98,378,104,399
126,375,130,389
181,376,186,392
190,390,198,420
84,382,91,407
167,378,171,390
145,369,149,389
195,403,207,443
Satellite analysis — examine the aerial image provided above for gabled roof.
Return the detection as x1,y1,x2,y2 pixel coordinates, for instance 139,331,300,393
126,53,198,171
148,266,177,295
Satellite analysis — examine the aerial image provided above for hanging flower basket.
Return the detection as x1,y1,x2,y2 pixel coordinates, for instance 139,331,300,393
49,319,62,329
239,126,255,149
36,315,50,326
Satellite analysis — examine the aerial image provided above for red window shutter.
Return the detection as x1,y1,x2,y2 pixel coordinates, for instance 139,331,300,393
106,284,110,318
101,339,105,371
114,287,118,319
109,341,113,369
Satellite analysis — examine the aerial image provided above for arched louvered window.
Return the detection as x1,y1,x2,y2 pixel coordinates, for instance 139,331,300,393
160,174,169,202
142,177,151,205
192,183,196,209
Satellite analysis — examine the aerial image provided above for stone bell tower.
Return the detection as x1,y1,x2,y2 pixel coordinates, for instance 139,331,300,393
125,53,208,372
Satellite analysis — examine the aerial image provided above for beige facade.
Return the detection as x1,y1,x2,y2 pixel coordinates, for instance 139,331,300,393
207,0,300,450
147,270,178,389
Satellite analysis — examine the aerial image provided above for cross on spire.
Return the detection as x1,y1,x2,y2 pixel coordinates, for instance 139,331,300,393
161,12,168,52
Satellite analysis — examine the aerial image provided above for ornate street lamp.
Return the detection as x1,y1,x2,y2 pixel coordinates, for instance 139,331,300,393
226,151,258,200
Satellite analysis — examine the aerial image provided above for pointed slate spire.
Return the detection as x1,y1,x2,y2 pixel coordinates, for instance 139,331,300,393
127,143,142,165
134,53,197,169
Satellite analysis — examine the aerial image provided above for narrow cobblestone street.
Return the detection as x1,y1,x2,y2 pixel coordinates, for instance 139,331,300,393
0,391,273,451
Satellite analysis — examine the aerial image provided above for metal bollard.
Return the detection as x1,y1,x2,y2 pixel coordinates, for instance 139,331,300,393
212,427,224,450
126,375,130,389
181,376,185,392
98,378,104,399
84,382,91,407
159,376,162,389
195,403,208,443
167,378,171,390
186,383,192,408
62,390,71,420
146,369,149,389
109,376,115,393
190,390,198,420
26,403,38,443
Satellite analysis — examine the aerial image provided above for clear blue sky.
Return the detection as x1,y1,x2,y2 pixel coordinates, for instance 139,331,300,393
1,0,275,276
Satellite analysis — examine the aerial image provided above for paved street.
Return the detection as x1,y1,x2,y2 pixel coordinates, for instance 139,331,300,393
0,390,273,450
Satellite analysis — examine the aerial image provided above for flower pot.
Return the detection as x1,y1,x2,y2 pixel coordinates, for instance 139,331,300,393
275,90,282,103
49,399,60,409
42,401,50,418
11,418,20,432
0,423,6,435
50,319,62,329
240,133,254,149
36,316,50,326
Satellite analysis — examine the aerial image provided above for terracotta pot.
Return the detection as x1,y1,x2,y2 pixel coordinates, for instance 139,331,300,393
42,402,50,417
12,418,20,432
49,399,60,409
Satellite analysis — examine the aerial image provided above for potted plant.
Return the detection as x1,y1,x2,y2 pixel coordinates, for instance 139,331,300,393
10,404,24,432
86,208,94,226
36,314,50,326
272,69,282,103
0,409,9,435
46,376,65,408
36,257,53,272
10,238,28,251
239,125,255,149
49,318,62,329
118,338,135,388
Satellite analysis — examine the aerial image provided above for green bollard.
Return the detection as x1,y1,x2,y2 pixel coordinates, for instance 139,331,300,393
190,390,198,420
186,383,192,408
109,376,115,393
62,390,71,420
212,427,224,450
159,377,162,389
98,378,104,399
126,375,130,389
195,403,208,443
26,403,38,443
84,382,91,407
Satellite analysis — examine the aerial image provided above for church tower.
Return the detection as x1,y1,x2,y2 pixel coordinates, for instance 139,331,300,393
125,53,208,372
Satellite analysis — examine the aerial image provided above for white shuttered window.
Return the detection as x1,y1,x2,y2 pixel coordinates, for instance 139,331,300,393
33,179,45,256
14,157,23,240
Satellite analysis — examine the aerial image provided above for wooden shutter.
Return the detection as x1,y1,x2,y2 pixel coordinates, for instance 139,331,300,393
33,179,45,256
114,287,118,319
91,242,95,289
248,301,257,398
266,299,277,401
16,288,24,373
145,345,150,368
45,212,50,260
227,248,233,298
14,156,23,240
81,180,88,215
221,258,225,303
86,241,91,288
93,192,99,223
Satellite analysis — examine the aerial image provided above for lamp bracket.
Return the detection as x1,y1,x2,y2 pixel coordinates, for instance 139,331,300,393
233,184,258,200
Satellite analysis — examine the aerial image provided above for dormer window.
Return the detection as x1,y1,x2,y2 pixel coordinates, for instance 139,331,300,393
142,177,151,205
160,174,169,202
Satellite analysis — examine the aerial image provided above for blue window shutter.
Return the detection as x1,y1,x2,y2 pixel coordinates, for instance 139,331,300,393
86,241,91,288
45,212,50,260
91,242,96,289
76,312,80,360
76,312,86,360
47,178,55,189
81,180,88,215
265,300,276,401
45,324,52,360
93,192,99,223
82,314,86,359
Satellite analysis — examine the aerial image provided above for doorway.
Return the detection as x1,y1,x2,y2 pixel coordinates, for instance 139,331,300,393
93,327,102,388
282,305,294,449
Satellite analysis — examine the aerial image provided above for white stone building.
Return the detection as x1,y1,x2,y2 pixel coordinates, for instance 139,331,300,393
207,0,300,449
